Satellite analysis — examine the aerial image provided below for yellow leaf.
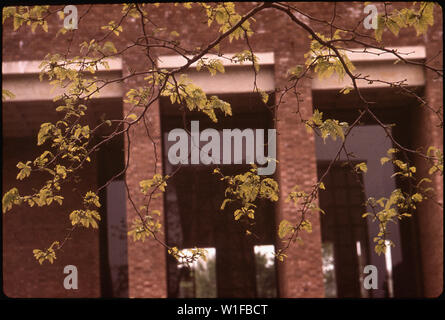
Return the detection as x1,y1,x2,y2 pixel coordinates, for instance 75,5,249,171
278,219,293,239
127,114,138,121
355,162,368,173
380,157,390,165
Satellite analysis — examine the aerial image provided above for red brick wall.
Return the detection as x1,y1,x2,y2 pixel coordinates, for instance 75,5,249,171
2,138,100,297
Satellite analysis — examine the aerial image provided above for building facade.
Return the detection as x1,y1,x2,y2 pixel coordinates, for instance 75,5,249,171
2,2,443,298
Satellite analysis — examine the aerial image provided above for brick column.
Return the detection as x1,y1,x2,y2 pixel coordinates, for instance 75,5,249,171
123,56,167,297
415,6,443,297
274,49,325,298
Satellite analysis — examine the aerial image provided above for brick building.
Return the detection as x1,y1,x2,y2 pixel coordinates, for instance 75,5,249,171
2,3,443,298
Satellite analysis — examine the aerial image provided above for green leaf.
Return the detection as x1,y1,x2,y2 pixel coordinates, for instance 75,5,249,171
220,198,232,210
53,196,64,205
401,213,412,217
127,114,138,121
375,14,385,42
260,91,269,104
103,41,117,54
300,220,312,233
2,188,21,213
380,157,391,165
355,162,368,173
287,65,303,79
42,20,48,32
386,18,400,36
362,212,372,218
2,89,16,100
37,123,54,146
340,86,352,95
55,165,67,179
278,219,294,239
387,148,399,154
429,166,438,175
84,191,101,207
16,161,32,180
170,30,180,37
411,193,423,202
